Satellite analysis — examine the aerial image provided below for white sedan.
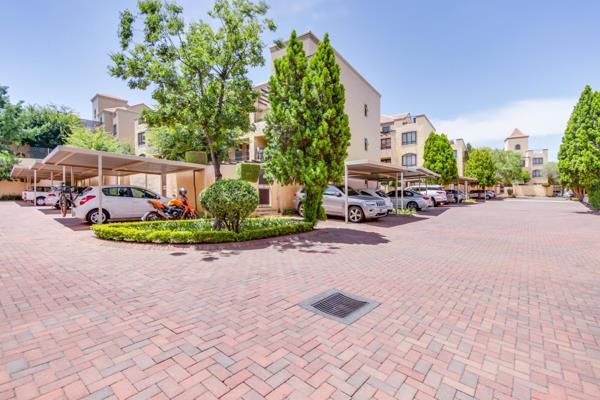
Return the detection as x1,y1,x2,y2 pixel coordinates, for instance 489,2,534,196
72,185,169,224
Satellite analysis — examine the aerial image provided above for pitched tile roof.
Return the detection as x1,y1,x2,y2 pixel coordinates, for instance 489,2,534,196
506,128,529,139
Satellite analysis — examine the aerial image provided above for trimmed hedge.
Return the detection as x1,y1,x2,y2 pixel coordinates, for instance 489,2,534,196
91,217,313,244
589,183,600,209
235,163,261,182
0,194,22,201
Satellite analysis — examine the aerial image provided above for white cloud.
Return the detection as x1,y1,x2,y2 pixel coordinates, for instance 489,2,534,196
433,97,575,144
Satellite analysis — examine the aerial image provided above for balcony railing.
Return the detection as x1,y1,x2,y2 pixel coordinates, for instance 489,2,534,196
232,150,250,162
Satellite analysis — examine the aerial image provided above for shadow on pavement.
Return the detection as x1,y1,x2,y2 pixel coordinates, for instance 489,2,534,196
38,208,61,215
367,215,428,227
53,217,90,231
15,201,32,207
420,207,450,217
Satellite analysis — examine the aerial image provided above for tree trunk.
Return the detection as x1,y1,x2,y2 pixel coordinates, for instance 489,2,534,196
573,186,585,201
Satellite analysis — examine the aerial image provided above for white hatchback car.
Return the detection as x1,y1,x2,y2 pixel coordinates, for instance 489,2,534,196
72,185,169,224
407,185,448,206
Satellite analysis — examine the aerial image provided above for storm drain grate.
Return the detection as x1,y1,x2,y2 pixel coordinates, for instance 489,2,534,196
312,293,367,318
300,289,379,324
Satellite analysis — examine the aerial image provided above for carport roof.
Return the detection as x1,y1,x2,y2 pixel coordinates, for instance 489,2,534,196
10,162,101,180
41,146,205,176
345,160,412,181
458,176,478,183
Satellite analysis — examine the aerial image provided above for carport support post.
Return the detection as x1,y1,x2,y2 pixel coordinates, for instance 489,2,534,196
50,172,54,188
395,173,399,212
98,155,103,224
400,172,404,210
160,173,167,197
144,174,148,189
70,167,74,188
33,170,37,207
344,164,348,224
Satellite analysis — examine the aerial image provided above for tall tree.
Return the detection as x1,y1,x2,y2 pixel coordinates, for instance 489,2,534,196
542,161,559,185
558,85,600,199
422,131,458,184
65,127,132,154
110,0,275,181
23,105,81,148
264,31,350,224
0,86,29,180
465,148,497,188
490,148,523,186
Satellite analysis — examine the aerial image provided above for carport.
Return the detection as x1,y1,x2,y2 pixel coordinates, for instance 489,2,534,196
35,146,204,223
343,160,416,223
456,176,478,198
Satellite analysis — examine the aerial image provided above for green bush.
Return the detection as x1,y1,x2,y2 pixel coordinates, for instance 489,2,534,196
199,179,259,232
506,188,513,196
589,183,600,209
91,218,313,244
0,194,22,201
282,208,297,216
235,163,261,182
391,208,416,216
185,151,208,164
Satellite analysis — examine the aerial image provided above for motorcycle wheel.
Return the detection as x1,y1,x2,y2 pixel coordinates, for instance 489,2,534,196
142,211,163,221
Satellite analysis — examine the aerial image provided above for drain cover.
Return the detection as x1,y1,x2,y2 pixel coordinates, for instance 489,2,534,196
300,289,379,324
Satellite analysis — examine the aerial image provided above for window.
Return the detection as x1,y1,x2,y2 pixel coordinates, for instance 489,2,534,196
402,153,417,167
138,132,146,146
102,187,131,197
453,149,458,159
402,131,417,145
520,159,525,167
112,124,117,136
381,125,391,134
532,170,542,178
131,188,159,199
515,144,521,150
324,186,340,196
533,157,544,165
364,138,369,151
380,138,391,149
364,104,368,117
380,157,391,163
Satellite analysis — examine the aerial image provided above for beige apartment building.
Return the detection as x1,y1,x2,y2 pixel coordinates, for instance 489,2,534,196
504,128,551,195
225,31,382,210
91,94,148,151
379,113,466,176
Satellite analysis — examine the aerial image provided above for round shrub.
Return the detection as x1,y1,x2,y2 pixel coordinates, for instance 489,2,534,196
199,179,259,232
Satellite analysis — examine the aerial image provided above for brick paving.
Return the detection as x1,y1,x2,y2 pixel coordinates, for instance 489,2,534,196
1,199,599,399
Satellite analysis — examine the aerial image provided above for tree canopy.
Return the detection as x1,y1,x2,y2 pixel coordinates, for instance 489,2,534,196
264,31,350,224
23,105,81,148
65,127,132,154
465,148,497,188
490,148,523,186
110,0,276,180
422,131,458,184
558,85,600,198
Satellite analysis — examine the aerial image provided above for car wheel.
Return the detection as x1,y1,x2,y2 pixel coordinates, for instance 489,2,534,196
35,196,45,206
142,211,162,221
348,206,364,223
407,201,418,211
297,202,304,217
431,198,437,207
86,209,110,224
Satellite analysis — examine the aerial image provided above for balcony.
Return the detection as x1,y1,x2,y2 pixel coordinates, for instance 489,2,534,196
232,150,250,162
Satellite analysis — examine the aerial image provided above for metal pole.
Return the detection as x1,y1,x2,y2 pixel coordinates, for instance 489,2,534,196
160,173,167,197
33,170,37,207
344,164,349,224
50,172,54,188
395,173,399,212
70,167,74,188
98,155,103,224
144,174,148,189
62,166,66,187
401,172,404,210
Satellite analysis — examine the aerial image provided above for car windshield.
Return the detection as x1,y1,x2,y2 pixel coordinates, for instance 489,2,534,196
375,190,388,198
335,186,360,196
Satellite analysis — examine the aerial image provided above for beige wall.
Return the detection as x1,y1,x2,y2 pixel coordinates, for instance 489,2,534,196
504,137,529,154
0,181,27,197
114,109,139,149
92,95,128,122
452,138,466,176
513,184,553,197
384,115,436,166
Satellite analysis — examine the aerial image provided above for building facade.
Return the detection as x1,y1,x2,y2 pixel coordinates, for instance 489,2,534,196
379,113,466,176
227,31,382,210
91,93,148,151
504,128,549,185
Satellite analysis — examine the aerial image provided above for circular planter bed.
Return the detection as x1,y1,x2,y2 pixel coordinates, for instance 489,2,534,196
91,217,314,244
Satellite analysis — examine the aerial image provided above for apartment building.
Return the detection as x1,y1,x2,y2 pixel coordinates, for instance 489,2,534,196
227,31,382,209
379,113,466,176
91,93,148,150
504,128,548,185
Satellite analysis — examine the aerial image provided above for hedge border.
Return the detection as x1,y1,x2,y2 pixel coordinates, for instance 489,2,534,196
91,218,314,244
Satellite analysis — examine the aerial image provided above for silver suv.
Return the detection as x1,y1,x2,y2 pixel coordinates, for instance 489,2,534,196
293,185,388,222
407,185,448,206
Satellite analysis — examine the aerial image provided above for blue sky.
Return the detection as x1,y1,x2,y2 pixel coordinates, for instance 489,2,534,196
2,0,600,160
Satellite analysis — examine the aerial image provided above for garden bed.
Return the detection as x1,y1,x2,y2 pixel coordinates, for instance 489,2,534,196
91,217,314,244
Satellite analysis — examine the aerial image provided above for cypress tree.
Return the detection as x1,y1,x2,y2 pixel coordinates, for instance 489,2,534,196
423,131,458,184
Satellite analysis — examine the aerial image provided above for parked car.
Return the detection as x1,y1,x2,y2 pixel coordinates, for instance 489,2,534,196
469,189,492,200
45,186,86,209
486,190,496,199
357,188,393,213
445,189,466,204
386,189,431,211
406,185,448,206
293,185,388,223
563,190,574,199
22,186,53,206
72,185,169,224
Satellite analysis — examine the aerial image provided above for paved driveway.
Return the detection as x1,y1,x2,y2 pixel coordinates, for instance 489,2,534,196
1,199,599,400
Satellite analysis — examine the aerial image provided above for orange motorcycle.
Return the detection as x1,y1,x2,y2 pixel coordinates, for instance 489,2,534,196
142,188,198,221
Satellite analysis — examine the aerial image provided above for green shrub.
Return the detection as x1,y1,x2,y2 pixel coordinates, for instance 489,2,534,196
199,179,259,232
589,183,600,209
506,188,513,196
464,199,476,203
282,208,297,216
0,194,22,201
235,163,261,182
391,208,416,216
91,218,313,244
185,151,208,164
